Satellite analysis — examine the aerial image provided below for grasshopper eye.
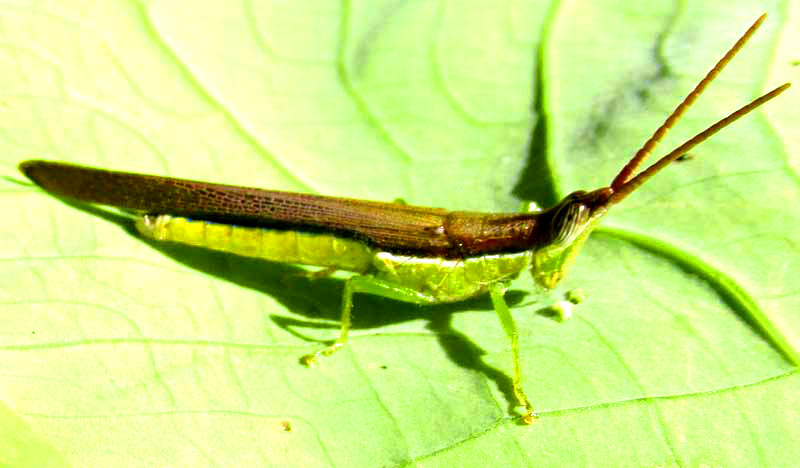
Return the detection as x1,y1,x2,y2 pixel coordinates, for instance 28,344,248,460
550,195,590,246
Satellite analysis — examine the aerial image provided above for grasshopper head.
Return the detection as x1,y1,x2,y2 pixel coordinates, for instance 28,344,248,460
543,188,612,247
530,188,612,289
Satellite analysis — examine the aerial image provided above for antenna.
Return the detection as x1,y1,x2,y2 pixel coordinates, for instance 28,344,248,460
609,83,789,204
606,13,789,205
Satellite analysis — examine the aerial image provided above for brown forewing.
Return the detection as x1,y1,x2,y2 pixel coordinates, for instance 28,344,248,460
21,160,541,257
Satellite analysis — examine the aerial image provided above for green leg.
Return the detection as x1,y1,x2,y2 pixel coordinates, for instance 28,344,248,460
301,275,438,366
489,282,536,424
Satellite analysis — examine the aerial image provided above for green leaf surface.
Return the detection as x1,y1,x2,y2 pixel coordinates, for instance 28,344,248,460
1,1,798,466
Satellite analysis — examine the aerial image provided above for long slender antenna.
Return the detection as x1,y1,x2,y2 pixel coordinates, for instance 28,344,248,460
610,13,768,191
608,82,790,205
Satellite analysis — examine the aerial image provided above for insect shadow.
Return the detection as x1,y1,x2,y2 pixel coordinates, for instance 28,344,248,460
26,188,539,417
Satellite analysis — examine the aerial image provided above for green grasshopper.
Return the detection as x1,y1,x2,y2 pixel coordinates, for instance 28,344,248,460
19,14,788,424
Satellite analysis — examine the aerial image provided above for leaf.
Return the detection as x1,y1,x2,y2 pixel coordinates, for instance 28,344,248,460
1,1,798,467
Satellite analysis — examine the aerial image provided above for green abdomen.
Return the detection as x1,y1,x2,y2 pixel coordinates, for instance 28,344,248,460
371,251,533,302
136,214,375,273
137,215,532,303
